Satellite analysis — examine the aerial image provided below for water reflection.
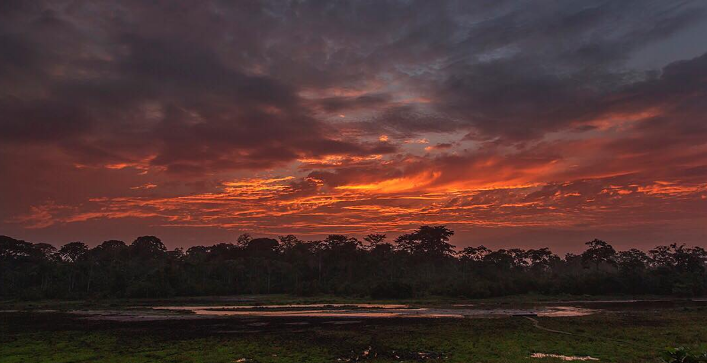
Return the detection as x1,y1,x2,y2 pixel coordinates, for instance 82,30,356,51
154,303,408,310
151,304,594,318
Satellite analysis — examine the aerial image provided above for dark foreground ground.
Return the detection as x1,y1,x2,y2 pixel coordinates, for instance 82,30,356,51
1,297,706,363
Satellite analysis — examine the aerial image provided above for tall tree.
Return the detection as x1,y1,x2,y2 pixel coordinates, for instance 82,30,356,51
581,239,616,271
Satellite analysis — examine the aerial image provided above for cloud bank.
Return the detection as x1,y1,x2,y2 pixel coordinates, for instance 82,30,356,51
1,0,706,250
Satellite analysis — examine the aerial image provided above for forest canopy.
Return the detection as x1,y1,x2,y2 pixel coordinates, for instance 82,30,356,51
1,226,706,300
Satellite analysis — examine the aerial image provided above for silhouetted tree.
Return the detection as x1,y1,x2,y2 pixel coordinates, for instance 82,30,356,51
364,234,387,249
1,228,705,299
59,242,88,263
617,249,649,273
131,236,166,257
582,239,616,271
395,226,455,259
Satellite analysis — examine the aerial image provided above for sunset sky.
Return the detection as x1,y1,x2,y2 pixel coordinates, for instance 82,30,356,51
1,1,706,252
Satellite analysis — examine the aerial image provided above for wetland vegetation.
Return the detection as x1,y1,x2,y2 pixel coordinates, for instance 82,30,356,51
1,296,706,362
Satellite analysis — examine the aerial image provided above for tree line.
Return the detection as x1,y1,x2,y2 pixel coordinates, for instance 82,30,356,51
1,226,706,300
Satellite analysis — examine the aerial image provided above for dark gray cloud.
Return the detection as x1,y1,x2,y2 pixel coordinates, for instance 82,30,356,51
428,0,707,140
2,0,706,162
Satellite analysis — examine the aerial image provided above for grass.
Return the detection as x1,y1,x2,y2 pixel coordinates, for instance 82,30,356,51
1,297,706,362
0,293,684,310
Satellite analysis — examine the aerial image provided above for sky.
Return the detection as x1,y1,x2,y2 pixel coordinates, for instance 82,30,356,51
1,0,706,253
